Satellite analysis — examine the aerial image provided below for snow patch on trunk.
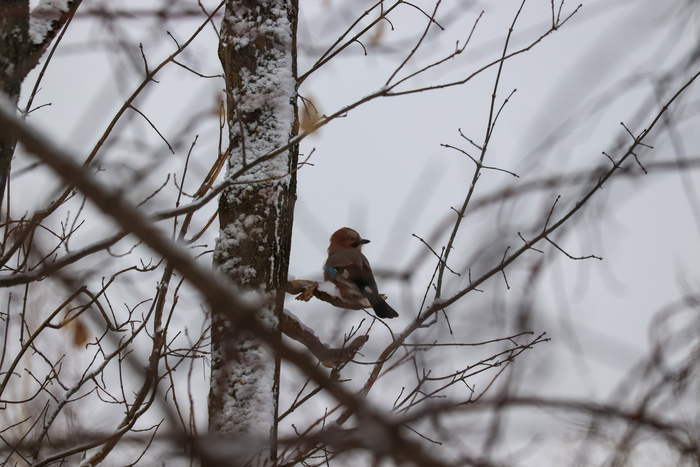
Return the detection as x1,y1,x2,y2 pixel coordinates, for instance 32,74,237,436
29,0,70,44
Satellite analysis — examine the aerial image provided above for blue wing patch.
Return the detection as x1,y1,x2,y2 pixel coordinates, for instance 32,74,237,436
324,265,337,280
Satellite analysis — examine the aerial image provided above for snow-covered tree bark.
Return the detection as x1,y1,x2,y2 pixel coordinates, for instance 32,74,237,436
208,0,298,463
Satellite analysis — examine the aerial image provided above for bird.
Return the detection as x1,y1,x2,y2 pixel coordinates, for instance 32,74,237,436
323,227,399,319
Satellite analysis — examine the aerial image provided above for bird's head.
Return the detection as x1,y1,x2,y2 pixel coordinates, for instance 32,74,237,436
328,227,370,252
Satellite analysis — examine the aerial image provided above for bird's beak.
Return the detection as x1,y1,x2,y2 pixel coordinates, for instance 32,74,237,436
361,239,370,244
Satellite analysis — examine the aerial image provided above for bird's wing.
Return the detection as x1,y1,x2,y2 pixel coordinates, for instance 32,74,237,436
326,249,378,295
333,271,364,296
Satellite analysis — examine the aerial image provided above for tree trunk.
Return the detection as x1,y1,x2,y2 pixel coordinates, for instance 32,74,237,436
208,0,298,464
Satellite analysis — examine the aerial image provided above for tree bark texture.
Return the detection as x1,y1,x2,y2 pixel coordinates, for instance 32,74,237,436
208,0,299,463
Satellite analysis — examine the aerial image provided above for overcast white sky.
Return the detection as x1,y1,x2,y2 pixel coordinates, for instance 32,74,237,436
13,0,700,463
286,1,700,459
286,0,700,386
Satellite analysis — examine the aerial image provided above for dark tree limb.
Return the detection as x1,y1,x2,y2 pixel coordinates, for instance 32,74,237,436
280,311,368,368
286,279,371,311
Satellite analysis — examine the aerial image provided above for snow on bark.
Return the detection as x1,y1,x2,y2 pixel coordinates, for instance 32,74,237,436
208,0,298,459
29,0,70,45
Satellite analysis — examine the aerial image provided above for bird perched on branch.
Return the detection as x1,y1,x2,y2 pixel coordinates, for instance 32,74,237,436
324,227,399,319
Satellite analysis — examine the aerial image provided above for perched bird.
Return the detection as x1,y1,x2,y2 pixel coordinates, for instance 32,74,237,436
324,227,399,319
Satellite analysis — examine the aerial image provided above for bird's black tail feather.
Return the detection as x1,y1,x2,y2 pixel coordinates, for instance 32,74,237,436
365,293,399,319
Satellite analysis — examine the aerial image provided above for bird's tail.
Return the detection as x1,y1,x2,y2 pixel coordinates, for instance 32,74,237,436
365,292,399,319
